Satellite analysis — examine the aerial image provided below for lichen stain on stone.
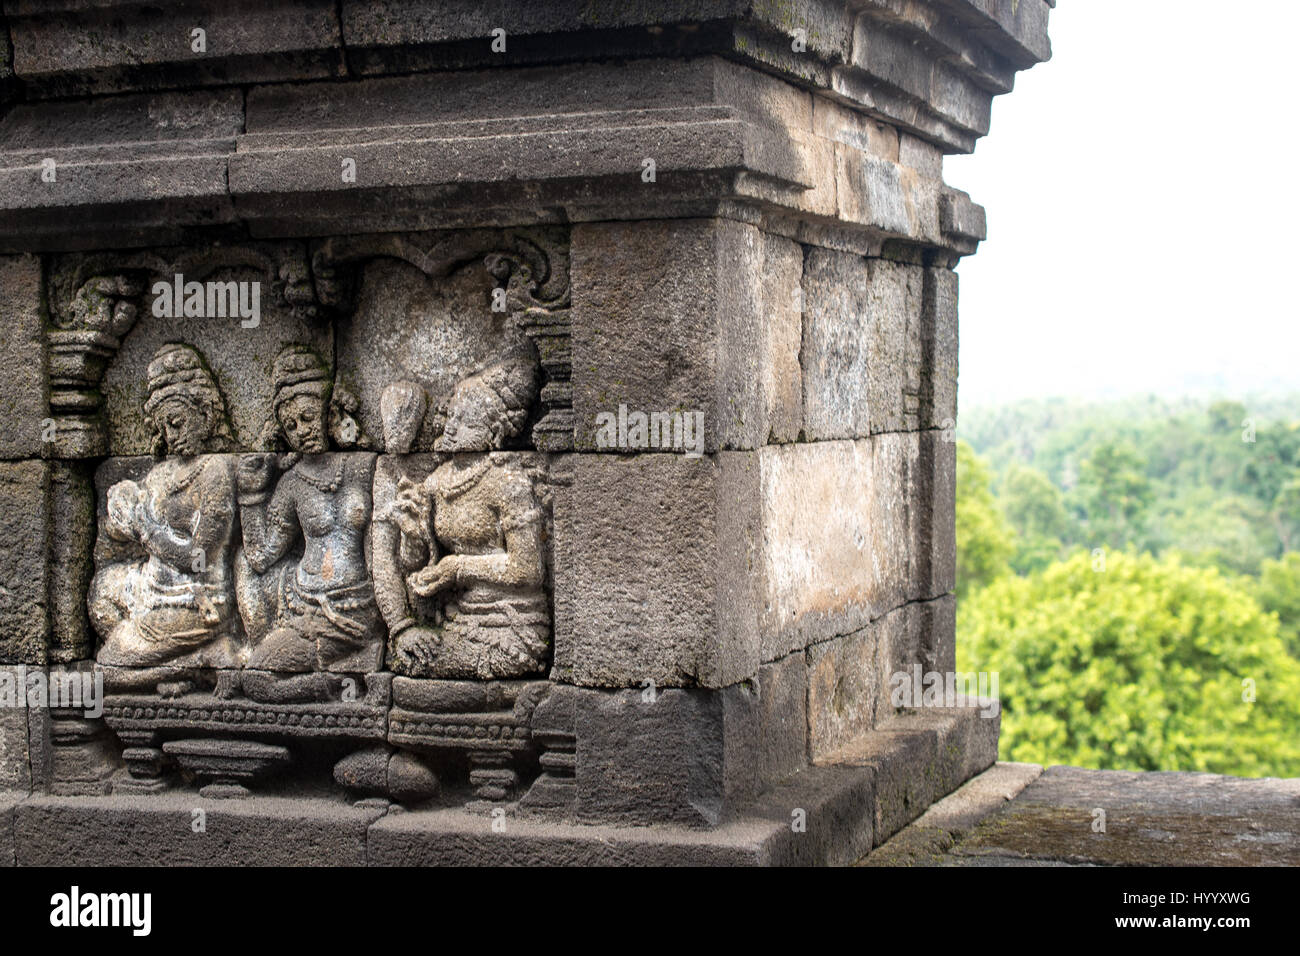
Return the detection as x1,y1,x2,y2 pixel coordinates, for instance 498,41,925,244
959,806,1300,866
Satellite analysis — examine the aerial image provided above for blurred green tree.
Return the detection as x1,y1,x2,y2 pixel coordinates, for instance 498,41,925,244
1256,552,1300,659
955,441,1014,600
958,551,1300,777
1001,464,1074,573
1074,440,1153,548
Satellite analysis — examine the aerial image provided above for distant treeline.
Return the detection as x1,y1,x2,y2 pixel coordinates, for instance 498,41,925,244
955,393,1300,777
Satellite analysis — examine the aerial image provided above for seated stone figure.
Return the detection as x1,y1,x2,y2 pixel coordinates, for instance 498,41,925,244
235,344,382,703
371,381,447,663
89,343,241,688
388,355,550,680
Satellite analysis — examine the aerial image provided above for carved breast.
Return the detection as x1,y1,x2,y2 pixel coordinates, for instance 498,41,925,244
144,459,223,536
433,464,504,556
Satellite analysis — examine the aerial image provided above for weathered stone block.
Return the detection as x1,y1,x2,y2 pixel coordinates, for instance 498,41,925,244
554,452,761,688
366,806,778,866
828,705,1000,846
0,669,33,792
870,431,916,615
558,431,951,689
813,97,900,159
0,255,46,460
872,596,958,723
6,0,345,97
807,595,962,765
0,91,242,247
941,190,988,244
571,218,769,453
868,258,926,434
0,793,16,866
571,684,759,829
807,623,882,763
800,251,927,439
898,132,943,177
756,653,808,785
49,463,95,663
835,147,941,241
760,234,804,445
14,794,384,866
800,247,870,440
922,266,959,431
368,762,882,866
758,439,875,660
911,431,958,599
746,763,878,866
0,462,49,664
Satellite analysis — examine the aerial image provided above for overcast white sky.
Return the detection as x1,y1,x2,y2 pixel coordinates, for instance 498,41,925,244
945,0,1300,409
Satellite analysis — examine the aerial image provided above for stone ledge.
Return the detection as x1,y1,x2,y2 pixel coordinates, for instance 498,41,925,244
821,705,1000,843
860,761,1042,865
0,57,976,255
1,766,871,866
13,793,386,867
864,764,1300,866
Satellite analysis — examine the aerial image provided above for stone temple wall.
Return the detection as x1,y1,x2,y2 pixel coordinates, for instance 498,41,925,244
0,1,1051,865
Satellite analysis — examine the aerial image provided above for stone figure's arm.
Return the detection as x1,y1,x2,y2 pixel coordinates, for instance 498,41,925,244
135,471,234,571
388,473,435,569
139,511,199,570
372,470,427,633
371,517,412,633
240,472,298,575
104,480,142,542
455,518,544,589
398,524,430,570
189,465,237,565
455,476,544,590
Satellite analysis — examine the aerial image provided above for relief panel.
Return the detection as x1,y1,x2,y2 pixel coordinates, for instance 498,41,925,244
55,228,572,805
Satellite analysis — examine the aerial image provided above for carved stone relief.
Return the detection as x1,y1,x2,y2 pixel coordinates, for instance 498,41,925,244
89,344,241,689
384,354,551,681
59,228,569,804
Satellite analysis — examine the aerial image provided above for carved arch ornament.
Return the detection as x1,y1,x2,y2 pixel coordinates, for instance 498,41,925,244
43,229,573,457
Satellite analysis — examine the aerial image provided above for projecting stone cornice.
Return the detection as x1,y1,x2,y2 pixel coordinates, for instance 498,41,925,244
0,57,991,259
2,2,1049,146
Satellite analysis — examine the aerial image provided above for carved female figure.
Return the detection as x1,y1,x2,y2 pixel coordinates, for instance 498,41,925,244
89,343,240,683
371,381,446,661
389,355,550,680
235,344,381,702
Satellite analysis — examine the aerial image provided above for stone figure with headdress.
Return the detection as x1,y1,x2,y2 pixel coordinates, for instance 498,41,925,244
386,353,551,680
233,344,382,703
89,342,241,686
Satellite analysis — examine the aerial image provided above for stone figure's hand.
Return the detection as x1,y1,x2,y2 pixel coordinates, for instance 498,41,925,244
393,625,442,672
388,493,427,539
237,453,277,495
105,480,143,541
407,555,461,597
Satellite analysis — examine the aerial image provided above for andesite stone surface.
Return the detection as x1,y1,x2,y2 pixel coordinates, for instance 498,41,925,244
0,0,1052,865
865,764,1300,867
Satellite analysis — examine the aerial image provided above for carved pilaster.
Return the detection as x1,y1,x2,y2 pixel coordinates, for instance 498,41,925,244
520,307,573,452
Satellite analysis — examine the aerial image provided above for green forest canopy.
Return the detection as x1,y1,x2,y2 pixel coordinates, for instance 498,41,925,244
956,394,1300,776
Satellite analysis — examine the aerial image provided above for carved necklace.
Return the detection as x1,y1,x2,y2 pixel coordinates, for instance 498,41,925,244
161,457,206,494
293,457,345,493
439,457,492,500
